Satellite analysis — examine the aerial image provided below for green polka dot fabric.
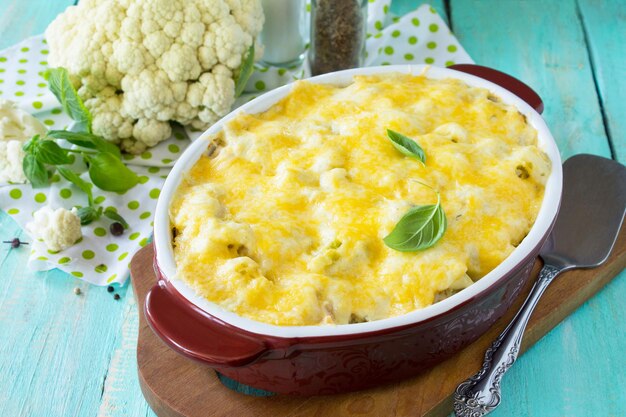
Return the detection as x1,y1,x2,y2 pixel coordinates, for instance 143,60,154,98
0,141,160,284
0,37,173,285
0,2,472,286
364,3,471,67
239,2,472,95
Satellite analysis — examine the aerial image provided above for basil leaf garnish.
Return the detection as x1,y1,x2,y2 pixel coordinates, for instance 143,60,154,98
387,129,426,164
383,192,447,252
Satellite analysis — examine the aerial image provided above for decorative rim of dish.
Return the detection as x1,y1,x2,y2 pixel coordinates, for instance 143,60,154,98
154,64,563,338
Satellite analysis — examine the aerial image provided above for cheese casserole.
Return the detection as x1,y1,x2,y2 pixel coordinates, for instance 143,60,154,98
170,73,550,326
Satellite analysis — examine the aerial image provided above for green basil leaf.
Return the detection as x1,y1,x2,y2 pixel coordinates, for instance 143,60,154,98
47,130,97,149
22,134,41,153
90,134,122,159
87,152,139,192
235,43,255,97
103,207,129,229
33,139,71,165
48,130,121,159
76,206,101,225
57,166,94,206
387,129,426,164
383,193,447,252
22,153,49,188
45,67,92,132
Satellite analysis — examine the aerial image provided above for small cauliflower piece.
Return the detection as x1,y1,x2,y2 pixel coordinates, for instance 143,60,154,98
26,207,83,252
0,141,28,184
0,99,47,183
45,0,264,153
432,122,468,143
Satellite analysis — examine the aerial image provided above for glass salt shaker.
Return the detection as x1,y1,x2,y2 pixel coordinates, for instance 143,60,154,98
259,0,308,67
309,0,368,76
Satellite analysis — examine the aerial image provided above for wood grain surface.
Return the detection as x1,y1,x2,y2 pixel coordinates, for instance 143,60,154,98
130,227,626,417
0,1,625,416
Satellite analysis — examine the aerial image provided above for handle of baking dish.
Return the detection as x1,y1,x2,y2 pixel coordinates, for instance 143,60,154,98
145,282,268,368
448,64,544,114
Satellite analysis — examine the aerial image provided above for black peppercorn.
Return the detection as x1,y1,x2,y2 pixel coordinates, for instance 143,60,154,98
107,285,114,293
110,222,124,236
3,238,28,248
113,294,121,300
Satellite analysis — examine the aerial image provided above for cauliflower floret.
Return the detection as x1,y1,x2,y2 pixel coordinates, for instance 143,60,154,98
320,168,349,191
0,99,47,183
83,87,133,143
433,122,468,143
0,99,48,140
0,140,27,183
45,0,264,153
26,207,83,252
132,119,172,148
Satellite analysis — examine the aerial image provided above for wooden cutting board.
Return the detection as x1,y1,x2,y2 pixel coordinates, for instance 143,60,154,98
131,227,625,417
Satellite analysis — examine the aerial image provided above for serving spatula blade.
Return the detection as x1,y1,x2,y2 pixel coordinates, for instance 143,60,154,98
454,154,626,417
542,153,626,269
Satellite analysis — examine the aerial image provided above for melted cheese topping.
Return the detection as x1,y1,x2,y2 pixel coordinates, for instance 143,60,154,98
170,73,550,326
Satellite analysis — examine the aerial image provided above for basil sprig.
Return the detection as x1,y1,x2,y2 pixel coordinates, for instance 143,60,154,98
387,129,426,164
22,132,139,194
21,66,137,227
383,189,447,252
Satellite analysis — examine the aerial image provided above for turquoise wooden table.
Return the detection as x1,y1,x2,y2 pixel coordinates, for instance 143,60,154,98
0,1,624,416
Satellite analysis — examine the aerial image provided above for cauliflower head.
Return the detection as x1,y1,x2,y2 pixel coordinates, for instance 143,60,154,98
45,0,264,154
26,206,83,252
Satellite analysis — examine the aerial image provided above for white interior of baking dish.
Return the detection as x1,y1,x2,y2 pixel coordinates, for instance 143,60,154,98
153,65,563,338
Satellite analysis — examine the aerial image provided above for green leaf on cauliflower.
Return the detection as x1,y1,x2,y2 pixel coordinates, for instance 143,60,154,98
235,43,255,98
87,152,139,192
45,68,92,133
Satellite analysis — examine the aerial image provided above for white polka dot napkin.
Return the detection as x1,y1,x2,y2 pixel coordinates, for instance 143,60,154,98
0,1,472,286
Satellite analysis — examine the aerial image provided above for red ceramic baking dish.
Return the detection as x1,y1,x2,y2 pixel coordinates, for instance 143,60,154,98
146,64,562,395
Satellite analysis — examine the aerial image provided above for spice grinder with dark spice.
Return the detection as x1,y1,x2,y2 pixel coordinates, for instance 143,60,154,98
309,0,368,76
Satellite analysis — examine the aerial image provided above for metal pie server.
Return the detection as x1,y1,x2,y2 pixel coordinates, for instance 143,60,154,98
454,154,626,417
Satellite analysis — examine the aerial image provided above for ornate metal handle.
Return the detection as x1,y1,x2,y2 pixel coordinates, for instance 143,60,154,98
453,264,562,417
